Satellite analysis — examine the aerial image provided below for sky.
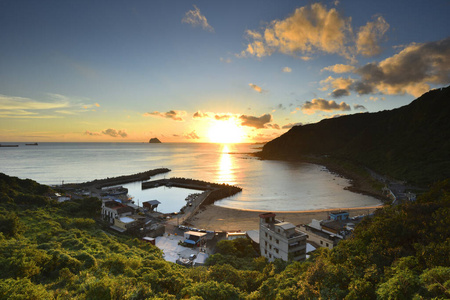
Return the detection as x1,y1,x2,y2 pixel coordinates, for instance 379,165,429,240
0,0,449,143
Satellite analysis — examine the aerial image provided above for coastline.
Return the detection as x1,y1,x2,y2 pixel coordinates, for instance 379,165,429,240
183,204,382,232
253,152,387,202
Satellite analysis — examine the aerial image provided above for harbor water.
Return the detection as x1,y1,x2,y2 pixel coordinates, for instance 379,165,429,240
0,142,382,213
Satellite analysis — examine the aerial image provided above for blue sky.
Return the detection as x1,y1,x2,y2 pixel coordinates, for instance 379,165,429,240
0,0,449,142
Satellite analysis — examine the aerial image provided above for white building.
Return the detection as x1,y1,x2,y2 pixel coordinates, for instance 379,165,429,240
259,212,307,262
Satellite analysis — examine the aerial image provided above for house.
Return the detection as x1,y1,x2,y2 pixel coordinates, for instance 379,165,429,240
142,200,161,212
102,199,134,224
298,219,342,250
259,212,307,262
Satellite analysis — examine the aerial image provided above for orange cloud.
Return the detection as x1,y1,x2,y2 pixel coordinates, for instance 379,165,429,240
356,15,389,57
242,3,352,58
249,83,264,93
322,64,355,73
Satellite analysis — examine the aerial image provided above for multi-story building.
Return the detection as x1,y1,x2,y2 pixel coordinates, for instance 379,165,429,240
259,212,307,262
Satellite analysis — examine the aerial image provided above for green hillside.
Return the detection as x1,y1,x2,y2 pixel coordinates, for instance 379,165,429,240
260,86,450,186
0,173,449,299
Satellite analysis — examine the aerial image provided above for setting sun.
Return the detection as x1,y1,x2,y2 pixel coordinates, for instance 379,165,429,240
207,120,246,143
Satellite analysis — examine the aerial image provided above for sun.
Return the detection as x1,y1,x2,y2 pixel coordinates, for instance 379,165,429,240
207,120,245,143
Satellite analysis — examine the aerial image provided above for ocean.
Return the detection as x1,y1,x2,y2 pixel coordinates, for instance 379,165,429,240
0,142,382,213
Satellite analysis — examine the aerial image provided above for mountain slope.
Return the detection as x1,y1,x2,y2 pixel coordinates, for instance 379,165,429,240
260,86,450,186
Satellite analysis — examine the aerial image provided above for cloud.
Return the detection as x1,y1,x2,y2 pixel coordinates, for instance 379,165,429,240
320,76,354,91
331,88,350,98
192,111,210,119
101,128,128,138
249,83,265,93
220,57,232,63
239,114,272,128
282,67,292,73
353,104,367,110
356,15,389,57
354,37,450,97
144,110,186,121
266,123,280,130
192,111,232,121
322,64,355,73
241,3,352,59
182,5,214,32
282,122,303,129
84,130,101,136
184,130,200,139
0,94,96,118
301,99,351,115
0,94,68,110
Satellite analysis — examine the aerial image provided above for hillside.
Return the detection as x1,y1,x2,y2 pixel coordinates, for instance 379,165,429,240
0,173,449,299
260,86,450,186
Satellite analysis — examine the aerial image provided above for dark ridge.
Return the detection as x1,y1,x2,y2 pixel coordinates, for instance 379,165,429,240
259,86,450,186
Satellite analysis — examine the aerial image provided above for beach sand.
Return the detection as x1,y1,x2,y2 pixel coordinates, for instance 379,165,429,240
182,204,382,232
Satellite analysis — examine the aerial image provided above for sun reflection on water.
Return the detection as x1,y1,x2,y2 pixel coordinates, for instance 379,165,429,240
217,144,235,184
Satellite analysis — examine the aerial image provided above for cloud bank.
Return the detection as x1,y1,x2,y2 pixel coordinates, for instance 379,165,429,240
240,3,390,61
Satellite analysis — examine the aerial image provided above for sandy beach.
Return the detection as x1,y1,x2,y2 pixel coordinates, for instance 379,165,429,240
183,204,382,232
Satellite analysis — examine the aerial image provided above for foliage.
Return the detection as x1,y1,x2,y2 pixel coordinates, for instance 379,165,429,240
0,173,449,299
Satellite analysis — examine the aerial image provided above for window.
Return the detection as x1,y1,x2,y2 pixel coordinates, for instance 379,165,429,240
269,245,272,250
270,236,272,241
265,250,267,254
326,243,329,247
269,254,272,258
275,248,279,254
276,239,279,244
320,240,323,245
265,241,267,246
265,232,268,237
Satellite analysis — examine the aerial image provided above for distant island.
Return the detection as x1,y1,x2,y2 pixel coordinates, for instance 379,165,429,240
149,137,162,143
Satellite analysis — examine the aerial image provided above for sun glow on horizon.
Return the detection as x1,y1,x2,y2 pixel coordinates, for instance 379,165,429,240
207,119,246,144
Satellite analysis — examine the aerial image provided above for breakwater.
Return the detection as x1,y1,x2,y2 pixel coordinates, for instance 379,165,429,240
64,168,171,189
142,177,242,206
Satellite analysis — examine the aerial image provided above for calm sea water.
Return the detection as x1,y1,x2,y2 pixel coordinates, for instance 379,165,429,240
0,142,382,213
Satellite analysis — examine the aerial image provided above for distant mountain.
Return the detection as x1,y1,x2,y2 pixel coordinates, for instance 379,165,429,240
260,86,450,186
149,137,162,143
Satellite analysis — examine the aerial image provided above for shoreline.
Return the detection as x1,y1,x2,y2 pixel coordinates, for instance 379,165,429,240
182,204,382,232
253,152,388,202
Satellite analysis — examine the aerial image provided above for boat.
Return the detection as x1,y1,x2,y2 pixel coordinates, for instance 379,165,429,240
25,143,38,146
0,144,19,147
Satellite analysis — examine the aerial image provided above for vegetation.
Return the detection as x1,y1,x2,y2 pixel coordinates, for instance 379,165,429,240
0,172,449,299
260,86,450,186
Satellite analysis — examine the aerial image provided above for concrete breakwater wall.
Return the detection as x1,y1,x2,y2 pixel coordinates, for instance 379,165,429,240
66,168,171,189
142,177,242,206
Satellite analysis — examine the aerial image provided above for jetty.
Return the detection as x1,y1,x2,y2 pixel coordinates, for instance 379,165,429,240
62,168,171,190
142,177,242,207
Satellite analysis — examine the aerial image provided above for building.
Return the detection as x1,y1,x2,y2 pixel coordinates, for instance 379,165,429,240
183,231,207,247
142,200,161,212
259,212,307,262
102,200,134,224
298,220,342,250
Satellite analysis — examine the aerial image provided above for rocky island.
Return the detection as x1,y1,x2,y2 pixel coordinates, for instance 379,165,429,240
149,137,162,143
